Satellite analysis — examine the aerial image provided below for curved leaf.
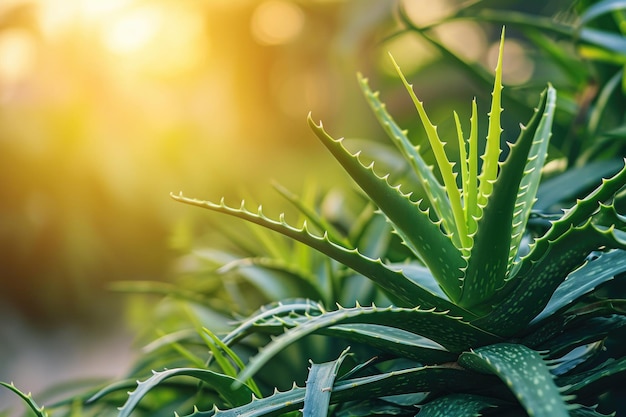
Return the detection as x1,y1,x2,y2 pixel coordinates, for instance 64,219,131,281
236,305,501,384
89,368,254,417
531,249,626,325
183,365,497,417
171,193,470,316
0,382,48,417
357,73,456,246
307,115,465,303
459,343,571,417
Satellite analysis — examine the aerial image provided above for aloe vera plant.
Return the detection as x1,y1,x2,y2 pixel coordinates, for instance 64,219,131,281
126,28,626,416
7,27,626,417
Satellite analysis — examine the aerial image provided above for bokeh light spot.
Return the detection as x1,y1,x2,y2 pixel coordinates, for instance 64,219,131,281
487,38,534,85
0,28,38,85
433,21,487,63
401,0,453,26
250,0,305,45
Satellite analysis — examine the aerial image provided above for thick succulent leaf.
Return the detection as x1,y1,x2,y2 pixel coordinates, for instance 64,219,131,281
89,368,255,417
535,159,624,211
0,382,48,417
570,404,619,417
357,73,456,246
525,300,626,351
458,343,571,417
303,349,350,417
416,394,497,416
183,365,496,417
170,194,470,316
523,162,626,267
389,55,470,251
477,28,505,210
312,324,458,364
307,116,466,303
506,85,556,267
560,356,626,398
236,305,501,384
474,165,626,335
460,85,555,310
474,220,626,335
530,249,626,325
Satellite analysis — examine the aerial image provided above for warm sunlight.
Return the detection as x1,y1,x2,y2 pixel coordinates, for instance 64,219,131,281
35,0,208,78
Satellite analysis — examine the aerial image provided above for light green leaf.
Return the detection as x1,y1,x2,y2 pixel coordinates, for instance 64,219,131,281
357,73,457,249
388,55,469,251
477,27,505,209
459,85,555,310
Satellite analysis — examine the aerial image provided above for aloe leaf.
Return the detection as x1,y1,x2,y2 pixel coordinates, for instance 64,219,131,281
417,393,498,417
171,194,469,316
318,324,458,364
221,300,323,346
307,116,465,303
560,357,626,397
458,343,571,417
236,305,501,384
540,315,626,358
0,382,48,417
357,73,457,248
303,349,350,417
531,249,626,325
535,159,624,211
477,27,505,209
89,368,254,417
183,365,496,417
459,85,555,309
507,86,557,266
474,220,626,335
525,162,626,268
389,55,470,251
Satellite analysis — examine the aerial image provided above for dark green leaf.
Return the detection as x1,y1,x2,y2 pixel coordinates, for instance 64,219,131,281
459,344,571,417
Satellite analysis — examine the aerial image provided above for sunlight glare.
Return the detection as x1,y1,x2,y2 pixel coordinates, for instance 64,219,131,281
102,7,160,54
99,4,208,77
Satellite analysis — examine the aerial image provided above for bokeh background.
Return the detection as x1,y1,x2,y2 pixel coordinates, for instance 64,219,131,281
0,0,563,409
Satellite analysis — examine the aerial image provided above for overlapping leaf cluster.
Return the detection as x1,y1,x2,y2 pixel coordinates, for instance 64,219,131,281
4,4,626,416
111,29,626,416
